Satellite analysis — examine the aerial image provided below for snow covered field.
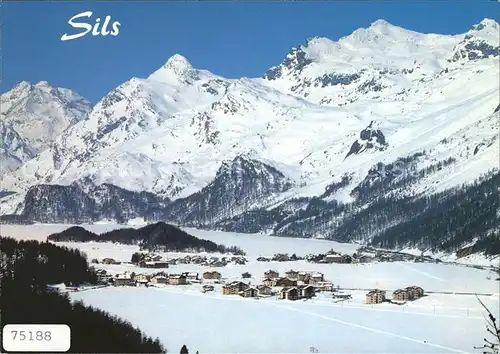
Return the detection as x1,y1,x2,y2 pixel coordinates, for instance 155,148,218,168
2,223,499,353
71,286,498,354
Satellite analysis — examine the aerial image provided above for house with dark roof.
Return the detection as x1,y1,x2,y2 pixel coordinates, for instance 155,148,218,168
257,285,272,296
264,270,280,279
285,270,299,280
275,277,298,287
223,281,249,295
168,274,187,285
203,271,222,280
280,287,299,301
298,285,315,299
239,287,258,298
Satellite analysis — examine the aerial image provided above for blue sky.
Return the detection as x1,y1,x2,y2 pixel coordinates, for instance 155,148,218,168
3,1,498,103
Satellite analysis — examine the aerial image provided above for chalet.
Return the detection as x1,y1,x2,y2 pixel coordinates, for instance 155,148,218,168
315,281,333,292
264,270,279,279
280,287,299,301
168,274,187,285
239,287,258,298
257,285,272,296
298,285,315,299
150,276,168,284
139,261,169,268
366,289,386,304
223,281,249,295
285,270,299,280
203,271,222,280
133,274,150,282
392,289,409,302
310,272,324,283
358,255,374,263
405,286,424,300
136,279,149,287
114,275,133,286
184,272,199,282
324,254,344,264
102,258,120,265
298,272,308,282
275,277,297,287
263,278,276,287
96,270,112,284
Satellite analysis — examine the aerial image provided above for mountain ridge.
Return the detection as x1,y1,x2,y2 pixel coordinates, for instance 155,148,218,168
1,18,498,256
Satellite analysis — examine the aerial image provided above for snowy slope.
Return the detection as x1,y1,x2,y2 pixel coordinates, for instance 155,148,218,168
71,286,497,354
0,19,498,253
0,81,91,172
0,120,36,173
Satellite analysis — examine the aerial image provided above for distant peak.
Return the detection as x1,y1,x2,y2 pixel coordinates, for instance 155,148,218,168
13,81,32,90
471,18,499,31
35,80,50,86
163,54,193,71
34,81,52,89
148,54,197,82
369,19,392,28
367,19,403,34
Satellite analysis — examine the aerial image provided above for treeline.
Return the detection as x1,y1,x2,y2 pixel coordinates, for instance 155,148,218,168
267,158,499,256
265,169,499,255
47,222,246,255
0,237,165,353
365,171,500,254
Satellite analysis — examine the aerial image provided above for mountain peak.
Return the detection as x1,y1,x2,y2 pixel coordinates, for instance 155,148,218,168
369,19,392,29
471,18,499,31
164,54,193,71
34,80,51,88
12,81,32,91
148,54,195,82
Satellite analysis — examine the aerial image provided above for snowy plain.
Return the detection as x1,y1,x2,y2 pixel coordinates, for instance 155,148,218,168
2,223,499,353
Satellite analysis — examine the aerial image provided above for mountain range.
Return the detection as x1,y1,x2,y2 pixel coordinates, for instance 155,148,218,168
1,19,499,255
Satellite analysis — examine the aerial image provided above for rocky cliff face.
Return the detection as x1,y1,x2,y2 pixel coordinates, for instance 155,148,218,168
20,180,169,223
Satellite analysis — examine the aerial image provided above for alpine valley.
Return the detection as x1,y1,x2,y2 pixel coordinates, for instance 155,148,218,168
1,19,499,256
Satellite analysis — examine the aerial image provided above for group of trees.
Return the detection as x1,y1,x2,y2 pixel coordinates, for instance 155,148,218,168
1,237,165,353
47,222,246,255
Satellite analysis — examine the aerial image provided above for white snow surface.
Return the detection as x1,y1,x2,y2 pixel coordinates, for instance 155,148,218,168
1,19,498,212
71,286,498,354
2,224,499,353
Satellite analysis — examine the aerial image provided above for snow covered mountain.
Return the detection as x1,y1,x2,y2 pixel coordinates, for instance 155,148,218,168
1,19,498,255
0,81,91,173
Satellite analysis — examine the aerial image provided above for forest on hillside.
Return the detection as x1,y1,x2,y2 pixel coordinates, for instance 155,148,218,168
47,221,246,255
349,171,500,254
0,237,166,353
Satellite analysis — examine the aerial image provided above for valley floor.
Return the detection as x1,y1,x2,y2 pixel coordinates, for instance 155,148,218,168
2,223,499,353
71,285,497,354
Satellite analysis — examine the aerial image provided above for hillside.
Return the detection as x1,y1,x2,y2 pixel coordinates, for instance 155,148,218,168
0,236,165,353
47,222,246,254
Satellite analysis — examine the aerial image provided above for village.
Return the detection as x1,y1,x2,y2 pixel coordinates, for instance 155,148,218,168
92,250,426,306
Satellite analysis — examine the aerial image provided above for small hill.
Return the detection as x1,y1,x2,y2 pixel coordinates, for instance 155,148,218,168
47,222,245,254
